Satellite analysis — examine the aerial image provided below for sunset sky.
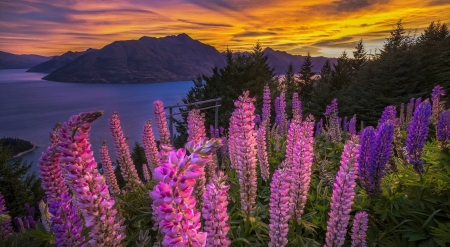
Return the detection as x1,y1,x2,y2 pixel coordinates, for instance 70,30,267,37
1,0,449,57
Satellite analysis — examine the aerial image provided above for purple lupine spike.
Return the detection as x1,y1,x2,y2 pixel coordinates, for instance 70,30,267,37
187,108,206,144
315,118,323,137
210,125,215,138
351,212,369,247
0,192,14,240
415,98,422,110
437,110,450,148
349,115,357,137
358,127,376,195
431,85,446,121
400,103,405,126
292,92,302,121
254,114,262,127
324,99,341,142
274,97,281,126
268,168,291,247
406,101,432,174
262,85,271,123
325,140,360,247
379,105,397,127
371,121,394,194
406,98,415,124
49,193,86,247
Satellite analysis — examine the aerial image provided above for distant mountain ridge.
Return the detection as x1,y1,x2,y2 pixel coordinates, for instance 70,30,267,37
0,51,50,70
27,48,97,73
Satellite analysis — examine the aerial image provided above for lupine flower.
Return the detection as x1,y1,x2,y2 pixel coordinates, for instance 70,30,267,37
187,108,206,143
154,100,171,145
351,211,369,247
371,121,394,194
289,120,315,221
315,118,323,137
406,101,432,174
406,98,415,124
256,124,270,182
292,92,302,120
262,85,271,122
202,171,231,247
274,97,281,126
285,120,300,171
437,110,450,148
254,114,262,127
358,127,376,194
379,105,396,127
229,91,258,214
0,192,14,240
268,169,290,247
324,99,341,143
100,141,121,194
110,111,143,189
349,115,357,137
415,98,422,111
58,111,125,247
325,140,360,247
142,164,150,182
400,103,405,127
431,85,446,122
279,89,287,134
142,120,159,173
49,193,86,247
150,139,221,247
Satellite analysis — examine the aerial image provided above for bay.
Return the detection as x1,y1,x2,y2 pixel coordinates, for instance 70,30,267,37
0,69,193,173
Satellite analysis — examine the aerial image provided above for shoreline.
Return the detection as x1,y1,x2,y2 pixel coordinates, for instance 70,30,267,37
12,145,38,159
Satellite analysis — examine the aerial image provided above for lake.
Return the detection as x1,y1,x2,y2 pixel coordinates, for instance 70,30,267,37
0,69,194,174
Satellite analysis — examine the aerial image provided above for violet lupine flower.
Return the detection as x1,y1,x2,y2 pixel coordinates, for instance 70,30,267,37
325,140,360,247
406,98,415,124
262,85,271,123
0,192,14,240
110,111,143,189
100,141,121,195
49,193,86,247
437,110,450,148
358,127,376,194
256,125,270,182
406,101,432,174
349,115,357,137
289,120,315,221
379,105,396,127
187,108,206,144
351,212,369,247
324,99,341,143
229,91,258,214
58,111,125,247
274,97,281,126
315,118,323,137
142,164,150,182
292,92,302,121
371,121,394,193
142,120,160,174
268,168,291,247
202,171,231,247
150,139,221,247
431,85,446,122
415,98,422,111
154,100,171,145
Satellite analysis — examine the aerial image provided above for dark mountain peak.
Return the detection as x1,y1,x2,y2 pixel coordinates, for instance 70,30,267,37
0,51,50,69
26,48,97,73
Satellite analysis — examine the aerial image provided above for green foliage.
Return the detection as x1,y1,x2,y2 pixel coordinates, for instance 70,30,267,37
0,138,34,157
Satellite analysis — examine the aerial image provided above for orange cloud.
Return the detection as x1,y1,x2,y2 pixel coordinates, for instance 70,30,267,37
0,0,449,57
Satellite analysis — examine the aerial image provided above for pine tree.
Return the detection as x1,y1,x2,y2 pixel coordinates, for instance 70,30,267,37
298,52,315,103
330,51,352,91
352,39,367,71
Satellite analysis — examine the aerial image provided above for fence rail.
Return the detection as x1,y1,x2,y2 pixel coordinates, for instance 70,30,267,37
164,98,222,144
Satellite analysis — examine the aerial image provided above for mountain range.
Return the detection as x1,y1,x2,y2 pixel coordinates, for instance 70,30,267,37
0,51,50,70
2,34,336,83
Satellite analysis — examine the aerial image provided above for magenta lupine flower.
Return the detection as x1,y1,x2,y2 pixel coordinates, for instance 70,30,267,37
351,211,369,247
100,141,121,194
229,91,258,214
262,84,271,122
349,115,357,137
150,139,221,247
285,120,301,170
431,85,446,121
325,140,360,247
202,171,231,247
324,99,341,143
0,192,14,240
110,111,143,189
437,110,450,148
268,168,291,247
142,119,160,173
58,111,125,247
379,105,396,127
49,193,86,247
154,100,171,145
292,92,302,120
289,120,315,221
187,108,206,144
256,125,270,181
142,164,150,182
406,101,432,174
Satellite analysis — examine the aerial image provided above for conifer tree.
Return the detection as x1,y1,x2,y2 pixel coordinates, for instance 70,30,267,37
298,52,315,103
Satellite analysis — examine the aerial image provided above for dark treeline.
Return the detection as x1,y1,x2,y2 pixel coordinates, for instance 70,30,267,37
0,137,34,157
174,20,449,146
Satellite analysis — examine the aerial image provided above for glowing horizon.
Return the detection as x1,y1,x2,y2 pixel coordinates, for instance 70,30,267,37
1,0,449,57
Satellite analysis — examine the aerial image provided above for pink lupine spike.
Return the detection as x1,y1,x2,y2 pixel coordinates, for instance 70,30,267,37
202,171,231,247
110,111,143,189
187,108,206,144
58,111,125,247
351,211,369,247
154,100,171,145
142,164,150,182
229,91,258,214
325,139,360,247
142,119,160,174
100,141,121,195
256,124,270,181
150,139,221,247
268,168,291,247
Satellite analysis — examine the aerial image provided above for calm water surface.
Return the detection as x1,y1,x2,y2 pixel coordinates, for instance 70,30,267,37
0,69,193,173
